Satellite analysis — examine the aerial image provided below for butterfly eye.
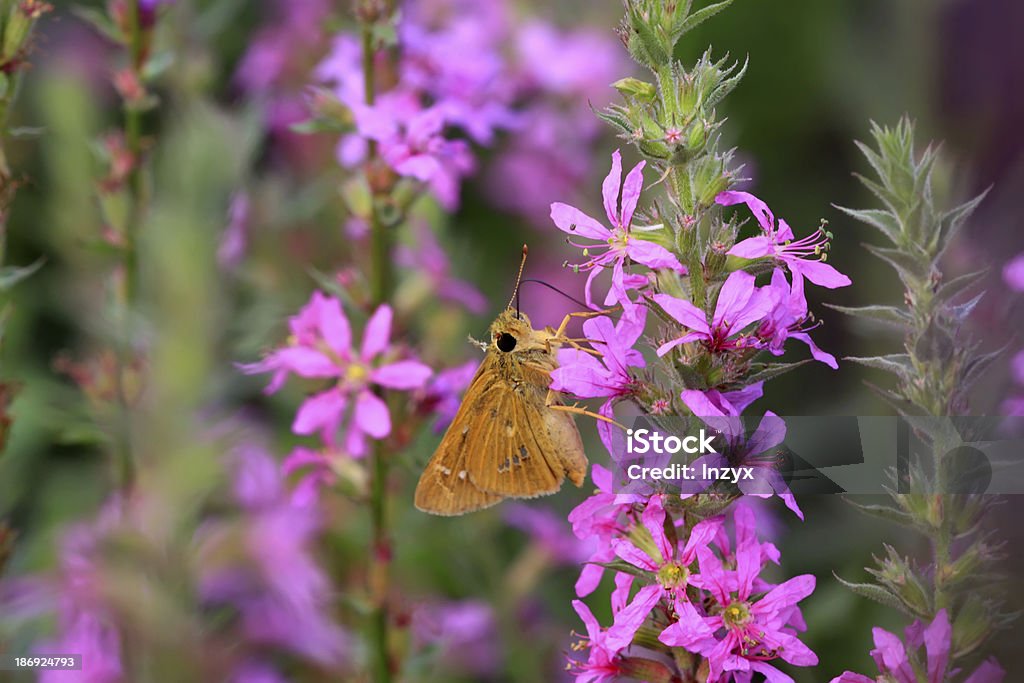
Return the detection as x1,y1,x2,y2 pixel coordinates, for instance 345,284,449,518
496,332,517,352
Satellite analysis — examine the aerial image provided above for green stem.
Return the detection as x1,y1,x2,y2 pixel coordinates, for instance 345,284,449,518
115,2,147,497
361,18,393,683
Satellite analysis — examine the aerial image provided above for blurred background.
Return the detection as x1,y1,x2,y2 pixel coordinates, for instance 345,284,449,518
0,0,1022,681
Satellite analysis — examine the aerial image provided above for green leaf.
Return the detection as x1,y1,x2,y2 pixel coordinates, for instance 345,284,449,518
863,244,928,287
934,268,987,306
834,206,902,243
141,51,176,81
743,359,811,384
937,187,989,258
0,258,44,290
843,498,917,527
588,560,649,579
834,573,919,617
825,303,909,327
847,353,913,377
675,0,735,37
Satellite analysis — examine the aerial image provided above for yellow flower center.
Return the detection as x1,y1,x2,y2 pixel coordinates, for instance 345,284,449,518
657,562,689,590
722,601,752,628
344,363,370,385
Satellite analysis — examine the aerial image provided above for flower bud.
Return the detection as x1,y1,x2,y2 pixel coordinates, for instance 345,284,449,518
613,77,657,102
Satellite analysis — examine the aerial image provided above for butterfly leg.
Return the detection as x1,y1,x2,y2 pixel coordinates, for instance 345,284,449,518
547,402,626,429
545,308,620,356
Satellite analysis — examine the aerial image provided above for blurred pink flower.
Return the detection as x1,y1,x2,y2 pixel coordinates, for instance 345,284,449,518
504,503,596,565
417,359,480,432
239,292,432,454
1003,252,1024,291
396,224,487,313
411,599,499,677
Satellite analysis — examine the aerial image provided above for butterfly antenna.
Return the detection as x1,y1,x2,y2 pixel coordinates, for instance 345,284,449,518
506,244,529,317
519,279,589,309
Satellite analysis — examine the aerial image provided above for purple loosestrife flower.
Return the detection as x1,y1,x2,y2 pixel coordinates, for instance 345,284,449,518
38,610,123,683
202,446,350,666
239,292,431,455
683,394,803,519
605,496,722,651
417,359,480,432
717,190,851,290
757,268,838,368
655,271,772,356
682,382,764,418
568,464,643,597
552,150,685,308
568,599,629,683
829,609,1005,683
552,308,647,452
660,525,817,682
351,101,475,210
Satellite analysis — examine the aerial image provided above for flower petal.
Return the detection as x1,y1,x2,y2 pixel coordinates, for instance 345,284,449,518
619,159,646,228
602,150,623,226
292,389,347,439
604,583,662,652
371,360,433,390
354,390,390,439
550,202,611,240
361,305,393,361
716,190,775,232
317,295,352,357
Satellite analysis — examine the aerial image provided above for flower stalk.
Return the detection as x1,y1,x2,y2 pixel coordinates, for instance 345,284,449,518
359,3,396,680
833,118,1011,678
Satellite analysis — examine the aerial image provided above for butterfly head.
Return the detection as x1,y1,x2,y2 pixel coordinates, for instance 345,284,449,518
490,308,536,354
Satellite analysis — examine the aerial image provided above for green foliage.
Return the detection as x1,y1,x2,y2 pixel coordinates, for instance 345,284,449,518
838,118,1012,673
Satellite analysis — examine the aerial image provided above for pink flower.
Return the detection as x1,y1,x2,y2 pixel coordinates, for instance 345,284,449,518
757,268,838,368
239,292,432,454
568,598,629,683
660,518,817,682
417,359,479,432
655,271,772,357
551,150,684,308
352,100,475,210
830,609,1004,683
605,496,722,651
568,464,642,597
717,190,851,290
552,308,646,453
682,382,764,418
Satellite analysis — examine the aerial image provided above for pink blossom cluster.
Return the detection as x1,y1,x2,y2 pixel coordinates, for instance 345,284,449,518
17,444,350,683
547,151,852,681
240,291,434,500
314,0,625,214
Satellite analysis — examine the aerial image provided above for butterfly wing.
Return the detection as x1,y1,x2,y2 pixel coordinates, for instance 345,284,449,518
466,362,588,498
414,362,503,516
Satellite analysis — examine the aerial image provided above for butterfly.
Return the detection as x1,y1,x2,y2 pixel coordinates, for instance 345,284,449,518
414,247,592,516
